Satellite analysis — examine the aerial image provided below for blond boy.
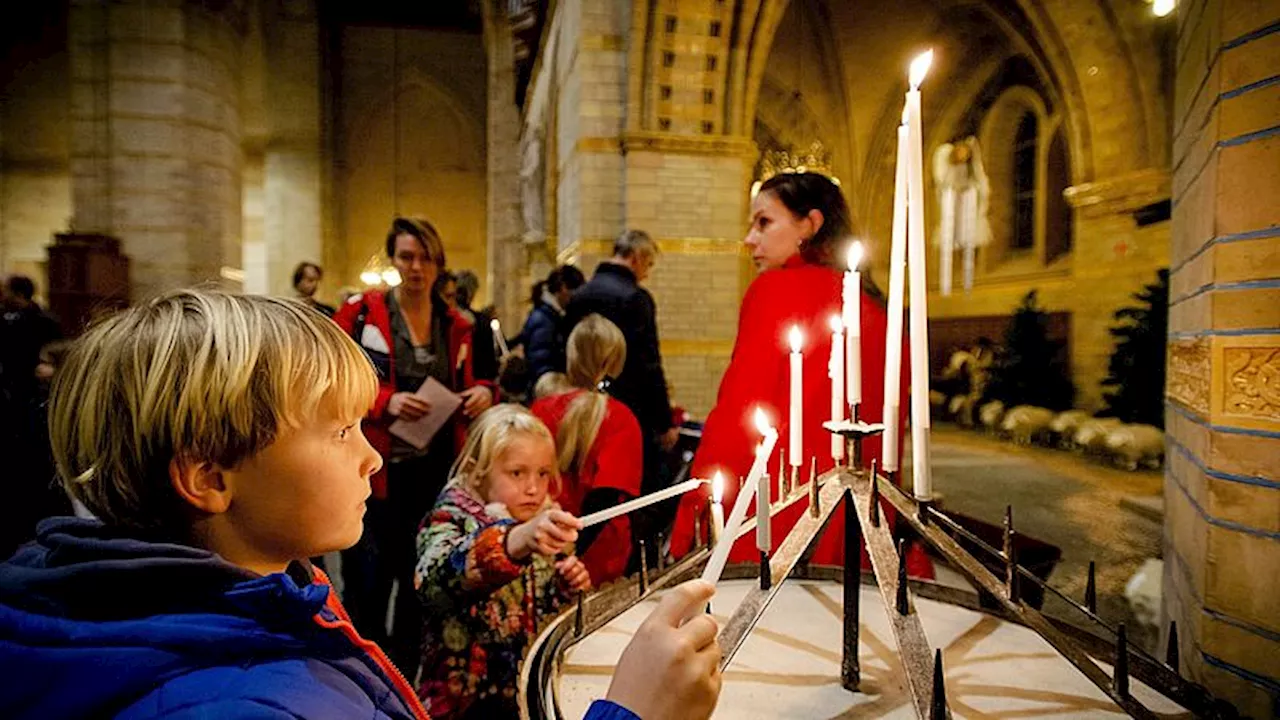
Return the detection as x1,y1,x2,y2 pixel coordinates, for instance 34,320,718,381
0,290,720,720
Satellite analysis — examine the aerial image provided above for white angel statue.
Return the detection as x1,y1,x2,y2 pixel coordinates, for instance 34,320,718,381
932,136,991,294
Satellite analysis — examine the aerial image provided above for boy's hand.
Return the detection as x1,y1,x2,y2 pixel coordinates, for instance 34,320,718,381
388,392,430,420
555,555,592,592
507,509,582,560
606,580,721,720
459,386,493,418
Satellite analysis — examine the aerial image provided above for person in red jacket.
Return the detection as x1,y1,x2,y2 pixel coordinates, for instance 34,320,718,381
333,216,497,676
669,173,924,574
532,314,643,584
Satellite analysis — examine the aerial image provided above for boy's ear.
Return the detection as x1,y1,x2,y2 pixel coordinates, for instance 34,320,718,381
169,457,233,514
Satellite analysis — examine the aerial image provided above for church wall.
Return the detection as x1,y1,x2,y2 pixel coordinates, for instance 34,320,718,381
1164,0,1280,715
0,3,73,300
335,26,487,296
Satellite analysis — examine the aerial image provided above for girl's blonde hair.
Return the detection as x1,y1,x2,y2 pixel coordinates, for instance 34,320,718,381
49,290,378,530
448,404,559,499
557,314,626,476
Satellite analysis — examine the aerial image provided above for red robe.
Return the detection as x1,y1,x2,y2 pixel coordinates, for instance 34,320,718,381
670,255,911,569
531,390,644,584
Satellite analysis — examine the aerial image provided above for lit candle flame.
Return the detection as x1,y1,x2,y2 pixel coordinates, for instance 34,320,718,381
490,318,501,333
847,240,864,271
830,315,843,333
788,326,803,353
359,270,381,286
381,268,402,287
909,50,934,88
712,472,724,504
753,407,773,436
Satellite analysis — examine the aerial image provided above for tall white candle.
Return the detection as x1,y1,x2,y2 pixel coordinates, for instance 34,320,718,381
756,470,771,552
939,185,955,296
700,408,777,586
843,242,864,410
788,326,803,468
578,478,704,527
829,316,845,462
906,49,934,500
882,120,909,472
709,472,725,546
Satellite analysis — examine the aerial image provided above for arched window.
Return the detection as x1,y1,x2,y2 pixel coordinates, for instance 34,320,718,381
1012,113,1037,251
1044,130,1072,262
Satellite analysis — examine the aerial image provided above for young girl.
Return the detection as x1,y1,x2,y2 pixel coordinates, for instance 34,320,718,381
415,404,591,719
531,314,643,584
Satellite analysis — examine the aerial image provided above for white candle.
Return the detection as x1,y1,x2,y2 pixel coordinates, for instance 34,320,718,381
756,470,771,552
578,478,704,527
939,185,955,297
906,49,934,500
490,318,510,357
700,408,777,586
788,326,803,468
709,472,725,545
828,316,845,462
843,242,864,410
882,120,909,473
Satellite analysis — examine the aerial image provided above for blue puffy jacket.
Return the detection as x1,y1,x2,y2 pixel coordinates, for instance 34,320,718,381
517,302,568,394
0,517,638,720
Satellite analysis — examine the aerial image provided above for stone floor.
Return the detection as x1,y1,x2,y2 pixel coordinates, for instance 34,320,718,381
918,426,1165,651
559,580,1189,719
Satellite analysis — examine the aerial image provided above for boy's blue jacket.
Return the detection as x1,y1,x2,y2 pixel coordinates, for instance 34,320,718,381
0,517,639,720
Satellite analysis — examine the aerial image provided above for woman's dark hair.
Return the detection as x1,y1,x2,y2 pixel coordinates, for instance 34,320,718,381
529,280,547,306
385,216,447,267
757,172,852,270
291,261,322,289
547,265,585,294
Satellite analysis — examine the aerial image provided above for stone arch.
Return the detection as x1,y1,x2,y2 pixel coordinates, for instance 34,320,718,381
340,69,487,284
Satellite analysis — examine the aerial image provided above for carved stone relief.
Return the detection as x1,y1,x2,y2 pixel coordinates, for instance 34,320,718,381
1224,348,1280,421
1166,338,1210,416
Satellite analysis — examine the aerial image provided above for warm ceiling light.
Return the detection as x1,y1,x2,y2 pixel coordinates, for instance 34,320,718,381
1152,0,1174,16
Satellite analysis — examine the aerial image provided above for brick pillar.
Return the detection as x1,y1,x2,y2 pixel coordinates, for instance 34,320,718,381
69,0,243,301
1165,1,1280,716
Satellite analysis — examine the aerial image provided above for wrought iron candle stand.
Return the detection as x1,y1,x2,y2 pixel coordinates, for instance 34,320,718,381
518,424,1240,720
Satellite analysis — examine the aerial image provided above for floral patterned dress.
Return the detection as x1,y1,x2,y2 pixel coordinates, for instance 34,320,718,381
414,485,571,719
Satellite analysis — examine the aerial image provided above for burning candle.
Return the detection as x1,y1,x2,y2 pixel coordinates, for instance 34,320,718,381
828,316,845,462
709,472,725,546
700,408,777,586
882,117,909,473
844,242,864,412
788,326,803,471
490,318,510,358
906,49,934,500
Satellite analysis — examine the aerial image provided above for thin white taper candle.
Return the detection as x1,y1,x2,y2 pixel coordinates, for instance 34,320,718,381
882,120,909,473
906,50,934,500
579,478,704,528
788,327,803,468
829,316,845,461
843,243,863,408
700,409,777,586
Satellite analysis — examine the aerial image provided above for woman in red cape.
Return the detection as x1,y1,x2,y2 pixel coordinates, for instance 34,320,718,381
670,172,928,576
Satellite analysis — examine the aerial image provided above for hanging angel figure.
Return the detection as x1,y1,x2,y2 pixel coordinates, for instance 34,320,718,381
932,136,991,294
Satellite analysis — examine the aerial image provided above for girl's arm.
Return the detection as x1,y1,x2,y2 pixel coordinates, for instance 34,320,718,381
416,504,527,606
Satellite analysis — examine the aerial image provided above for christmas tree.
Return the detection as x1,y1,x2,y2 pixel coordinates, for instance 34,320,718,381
987,290,1075,410
1100,269,1169,427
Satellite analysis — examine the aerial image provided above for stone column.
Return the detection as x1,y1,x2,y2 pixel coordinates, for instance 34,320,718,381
69,0,244,301
1165,1,1280,716
260,0,323,298
483,0,526,329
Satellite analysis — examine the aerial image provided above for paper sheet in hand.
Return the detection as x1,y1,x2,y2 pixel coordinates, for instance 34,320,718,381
388,377,463,450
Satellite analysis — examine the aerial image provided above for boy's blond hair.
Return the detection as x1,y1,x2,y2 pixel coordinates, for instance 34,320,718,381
49,289,378,529
448,404,560,500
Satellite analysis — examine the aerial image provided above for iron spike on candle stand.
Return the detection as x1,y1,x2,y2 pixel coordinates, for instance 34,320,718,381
1115,623,1130,697
759,551,772,590
573,591,585,637
896,538,911,615
1003,505,1020,604
869,469,881,527
638,539,649,596
1085,560,1098,614
930,649,948,719
809,461,821,518
1167,621,1180,671
656,532,666,572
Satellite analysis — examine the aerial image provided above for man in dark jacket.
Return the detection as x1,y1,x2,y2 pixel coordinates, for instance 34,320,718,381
564,231,678,530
